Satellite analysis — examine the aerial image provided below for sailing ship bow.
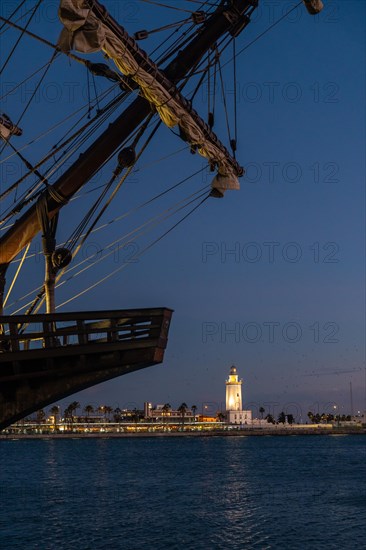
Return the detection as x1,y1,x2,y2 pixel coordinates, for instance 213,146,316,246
0,0,323,429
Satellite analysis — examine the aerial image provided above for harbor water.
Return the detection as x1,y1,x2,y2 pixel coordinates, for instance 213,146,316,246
1,435,365,549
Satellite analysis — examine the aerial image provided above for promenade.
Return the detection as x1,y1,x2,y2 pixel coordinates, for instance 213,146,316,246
1,425,364,439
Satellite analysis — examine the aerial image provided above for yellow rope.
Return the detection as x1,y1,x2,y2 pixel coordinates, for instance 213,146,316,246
3,243,31,307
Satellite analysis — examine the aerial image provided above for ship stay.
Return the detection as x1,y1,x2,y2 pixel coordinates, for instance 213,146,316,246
0,0,323,429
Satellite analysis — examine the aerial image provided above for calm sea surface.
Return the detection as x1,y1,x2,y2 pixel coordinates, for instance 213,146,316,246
1,435,365,549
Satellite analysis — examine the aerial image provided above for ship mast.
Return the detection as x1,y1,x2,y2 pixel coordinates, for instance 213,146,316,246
0,0,323,314
0,0,258,314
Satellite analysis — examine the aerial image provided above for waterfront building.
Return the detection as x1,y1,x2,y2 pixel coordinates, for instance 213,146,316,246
225,366,252,424
143,403,195,422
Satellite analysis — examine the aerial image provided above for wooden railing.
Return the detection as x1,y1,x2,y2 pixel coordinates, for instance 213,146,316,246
0,308,172,355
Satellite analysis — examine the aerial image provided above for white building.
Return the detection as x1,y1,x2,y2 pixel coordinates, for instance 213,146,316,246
225,366,252,424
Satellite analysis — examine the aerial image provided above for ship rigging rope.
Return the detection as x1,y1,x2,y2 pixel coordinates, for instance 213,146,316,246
150,0,220,64
183,1,303,148
11,187,210,315
0,0,27,32
0,0,43,76
0,80,134,211
46,187,211,304
62,187,210,279
0,5,37,36
188,62,210,103
221,1,303,72
37,89,128,182
0,81,122,167
1,114,191,235
7,175,208,313
0,138,49,195
0,58,62,102
153,20,196,64
78,166,206,235
233,39,238,146
0,141,191,233
65,114,159,254
0,86,127,223
10,115,163,316
0,15,96,68
143,16,196,36
0,50,59,158
183,1,302,88
3,243,30,308
177,48,214,98
138,0,208,13
217,54,232,147
55,191,210,310
4,161,205,271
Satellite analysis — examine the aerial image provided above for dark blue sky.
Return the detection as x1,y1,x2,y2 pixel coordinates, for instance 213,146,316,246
0,1,365,418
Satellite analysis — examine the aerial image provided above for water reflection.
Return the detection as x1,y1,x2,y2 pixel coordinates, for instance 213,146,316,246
0,436,365,549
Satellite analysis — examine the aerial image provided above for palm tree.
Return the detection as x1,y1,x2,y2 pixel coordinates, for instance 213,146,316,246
104,405,113,421
259,406,265,419
65,401,80,429
162,403,171,424
36,409,46,428
70,401,80,416
97,405,105,421
84,404,94,422
265,414,275,424
278,411,286,424
216,412,226,423
50,405,60,430
178,403,188,429
114,407,122,423
63,405,72,430
191,405,197,422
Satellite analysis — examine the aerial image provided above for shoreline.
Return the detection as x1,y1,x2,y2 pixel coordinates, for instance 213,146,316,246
1,427,365,440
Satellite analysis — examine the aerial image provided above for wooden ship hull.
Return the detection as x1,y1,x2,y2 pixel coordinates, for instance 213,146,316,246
0,308,172,429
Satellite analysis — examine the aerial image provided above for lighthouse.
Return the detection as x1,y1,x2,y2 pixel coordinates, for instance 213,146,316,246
225,365,252,425
226,366,242,411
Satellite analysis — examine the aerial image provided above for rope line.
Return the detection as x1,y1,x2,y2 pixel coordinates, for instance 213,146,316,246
0,0,27,32
55,191,210,310
3,243,31,308
0,0,43,76
7,179,209,312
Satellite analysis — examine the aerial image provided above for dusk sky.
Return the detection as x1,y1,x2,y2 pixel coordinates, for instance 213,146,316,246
0,0,365,419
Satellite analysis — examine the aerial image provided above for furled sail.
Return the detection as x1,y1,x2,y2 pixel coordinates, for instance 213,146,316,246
58,0,243,195
302,0,324,15
0,113,22,139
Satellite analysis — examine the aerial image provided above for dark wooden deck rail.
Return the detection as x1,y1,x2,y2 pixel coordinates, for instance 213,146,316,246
0,308,173,429
0,308,173,357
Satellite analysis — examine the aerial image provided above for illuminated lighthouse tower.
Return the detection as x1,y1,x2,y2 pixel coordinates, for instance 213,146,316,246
226,366,242,411
225,365,252,425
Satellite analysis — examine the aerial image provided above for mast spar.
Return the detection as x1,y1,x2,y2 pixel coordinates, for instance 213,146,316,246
0,0,259,312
